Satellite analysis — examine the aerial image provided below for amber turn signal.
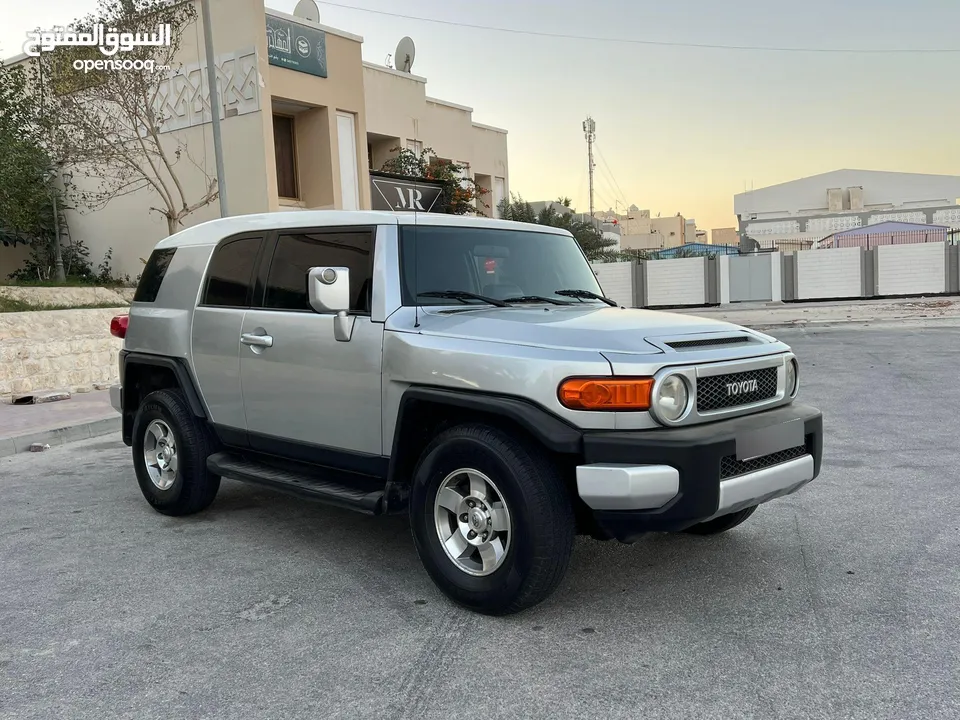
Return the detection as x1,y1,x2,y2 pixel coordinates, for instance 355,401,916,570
558,377,654,411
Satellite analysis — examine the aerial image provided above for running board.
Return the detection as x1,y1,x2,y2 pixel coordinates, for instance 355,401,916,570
207,452,385,515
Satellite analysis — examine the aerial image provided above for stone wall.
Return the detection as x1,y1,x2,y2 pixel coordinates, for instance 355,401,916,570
0,308,126,397
0,286,131,307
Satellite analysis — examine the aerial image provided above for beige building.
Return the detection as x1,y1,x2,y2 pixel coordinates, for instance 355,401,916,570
596,205,699,252
362,63,508,217
2,0,508,279
712,227,739,247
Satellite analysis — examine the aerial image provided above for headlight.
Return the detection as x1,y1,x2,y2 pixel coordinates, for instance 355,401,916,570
655,374,689,422
785,359,799,397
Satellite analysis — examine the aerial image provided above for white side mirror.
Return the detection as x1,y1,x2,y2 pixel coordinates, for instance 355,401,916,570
307,266,350,313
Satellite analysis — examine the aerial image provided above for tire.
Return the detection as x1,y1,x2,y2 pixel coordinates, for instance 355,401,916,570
409,423,575,616
683,506,757,536
131,389,220,516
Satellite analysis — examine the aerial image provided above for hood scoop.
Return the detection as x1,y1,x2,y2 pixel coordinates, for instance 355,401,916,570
651,332,765,352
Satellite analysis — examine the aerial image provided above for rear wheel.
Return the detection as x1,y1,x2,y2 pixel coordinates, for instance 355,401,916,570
132,389,220,516
410,423,575,615
683,506,757,535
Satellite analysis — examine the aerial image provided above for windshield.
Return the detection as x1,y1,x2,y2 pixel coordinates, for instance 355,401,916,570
399,225,604,306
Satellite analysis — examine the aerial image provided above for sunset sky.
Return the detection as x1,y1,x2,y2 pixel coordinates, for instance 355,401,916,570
4,0,958,231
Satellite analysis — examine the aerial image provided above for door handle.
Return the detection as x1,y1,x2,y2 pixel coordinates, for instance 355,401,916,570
240,333,273,348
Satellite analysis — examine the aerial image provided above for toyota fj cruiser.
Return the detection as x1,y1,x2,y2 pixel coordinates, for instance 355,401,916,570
110,211,822,615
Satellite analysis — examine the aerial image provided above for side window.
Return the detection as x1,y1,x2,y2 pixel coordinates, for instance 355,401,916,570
202,236,262,307
133,248,176,303
264,230,373,313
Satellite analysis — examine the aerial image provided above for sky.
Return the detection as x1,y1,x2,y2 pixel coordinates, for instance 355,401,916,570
3,0,959,232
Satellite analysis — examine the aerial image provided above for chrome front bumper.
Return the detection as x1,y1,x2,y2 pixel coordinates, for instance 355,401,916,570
576,454,815,517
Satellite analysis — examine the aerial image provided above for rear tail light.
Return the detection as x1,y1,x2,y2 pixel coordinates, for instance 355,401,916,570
110,315,129,339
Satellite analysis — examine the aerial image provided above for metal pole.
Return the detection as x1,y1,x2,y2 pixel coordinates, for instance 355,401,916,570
200,0,228,217
583,116,595,218
50,181,65,282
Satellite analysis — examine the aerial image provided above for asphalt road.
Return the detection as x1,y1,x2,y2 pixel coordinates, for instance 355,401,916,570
2,325,958,720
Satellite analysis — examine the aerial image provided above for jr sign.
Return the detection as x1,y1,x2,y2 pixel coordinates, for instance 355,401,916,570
370,173,445,213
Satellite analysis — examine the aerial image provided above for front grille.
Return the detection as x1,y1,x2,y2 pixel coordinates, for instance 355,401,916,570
697,367,778,412
720,443,808,480
667,336,750,350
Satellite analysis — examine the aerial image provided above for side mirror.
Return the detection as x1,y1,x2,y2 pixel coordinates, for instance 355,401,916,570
307,266,350,313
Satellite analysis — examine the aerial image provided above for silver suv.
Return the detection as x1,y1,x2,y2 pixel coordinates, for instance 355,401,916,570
110,211,823,615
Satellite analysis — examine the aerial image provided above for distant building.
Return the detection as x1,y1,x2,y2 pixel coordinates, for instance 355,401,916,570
598,207,700,251
734,169,960,253
712,227,739,246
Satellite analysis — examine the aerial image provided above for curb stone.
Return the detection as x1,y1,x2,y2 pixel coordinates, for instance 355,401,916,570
0,416,121,459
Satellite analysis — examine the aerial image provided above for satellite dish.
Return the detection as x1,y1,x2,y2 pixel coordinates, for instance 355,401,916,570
395,36,416,72
293,0,321,23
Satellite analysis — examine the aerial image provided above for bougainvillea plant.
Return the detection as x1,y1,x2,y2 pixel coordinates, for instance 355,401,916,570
380,146,488,216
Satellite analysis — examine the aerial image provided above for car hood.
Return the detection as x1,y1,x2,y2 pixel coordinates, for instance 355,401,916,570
403,305,754,354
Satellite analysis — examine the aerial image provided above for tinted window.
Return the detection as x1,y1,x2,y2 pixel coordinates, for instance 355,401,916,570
133,248,176,303
264,231,373,313
399,226,602,305
202,237,262,307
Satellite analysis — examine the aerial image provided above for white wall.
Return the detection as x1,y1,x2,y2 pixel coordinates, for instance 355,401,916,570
646,257,706,306
591,262,634,307
796,247,863,300
876,243,946,296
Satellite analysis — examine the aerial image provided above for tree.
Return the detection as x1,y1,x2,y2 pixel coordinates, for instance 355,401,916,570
497,194,619,261
26,0,216,236
0,62,61,260
379,146,487,215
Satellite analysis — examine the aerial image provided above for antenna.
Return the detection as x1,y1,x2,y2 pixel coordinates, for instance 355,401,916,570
293,0,321,23
395,37,416,73
582,116,596,218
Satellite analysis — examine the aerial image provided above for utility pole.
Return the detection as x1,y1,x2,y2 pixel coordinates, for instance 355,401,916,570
200,0,229,217
582,116,596,218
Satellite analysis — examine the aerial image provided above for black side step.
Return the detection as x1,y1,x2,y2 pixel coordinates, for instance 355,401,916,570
207,452,385,515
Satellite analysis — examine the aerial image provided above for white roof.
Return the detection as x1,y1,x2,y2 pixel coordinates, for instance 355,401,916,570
156,211,571,249
734,169,960,217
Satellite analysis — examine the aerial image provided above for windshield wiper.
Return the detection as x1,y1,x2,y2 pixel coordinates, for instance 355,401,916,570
418,290,510,308
555,289,618,307
503,295,574,306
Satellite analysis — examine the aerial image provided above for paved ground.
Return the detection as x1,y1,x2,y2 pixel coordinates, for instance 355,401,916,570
0,391,117,457
1,325,958,720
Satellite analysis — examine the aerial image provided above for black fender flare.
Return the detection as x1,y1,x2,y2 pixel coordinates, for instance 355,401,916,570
386,386,584,492
120,352,208,445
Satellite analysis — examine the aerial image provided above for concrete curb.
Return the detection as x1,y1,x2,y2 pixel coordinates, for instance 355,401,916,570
0,416,121,459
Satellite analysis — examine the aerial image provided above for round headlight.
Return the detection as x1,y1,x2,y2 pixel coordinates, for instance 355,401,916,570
655,374,689,422
785,359,799,397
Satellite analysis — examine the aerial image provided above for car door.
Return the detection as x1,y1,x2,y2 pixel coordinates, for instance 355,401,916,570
191,233,265,436
239,226,384,469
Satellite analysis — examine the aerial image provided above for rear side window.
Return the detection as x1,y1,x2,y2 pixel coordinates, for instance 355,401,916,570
133,248,176,303
202,237,263,307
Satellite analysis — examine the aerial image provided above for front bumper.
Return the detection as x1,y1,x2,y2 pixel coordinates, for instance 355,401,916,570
576,403,822,540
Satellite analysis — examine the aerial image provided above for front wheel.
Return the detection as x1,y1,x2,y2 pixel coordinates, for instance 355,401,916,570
683,506,757,535
409,423,575,615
